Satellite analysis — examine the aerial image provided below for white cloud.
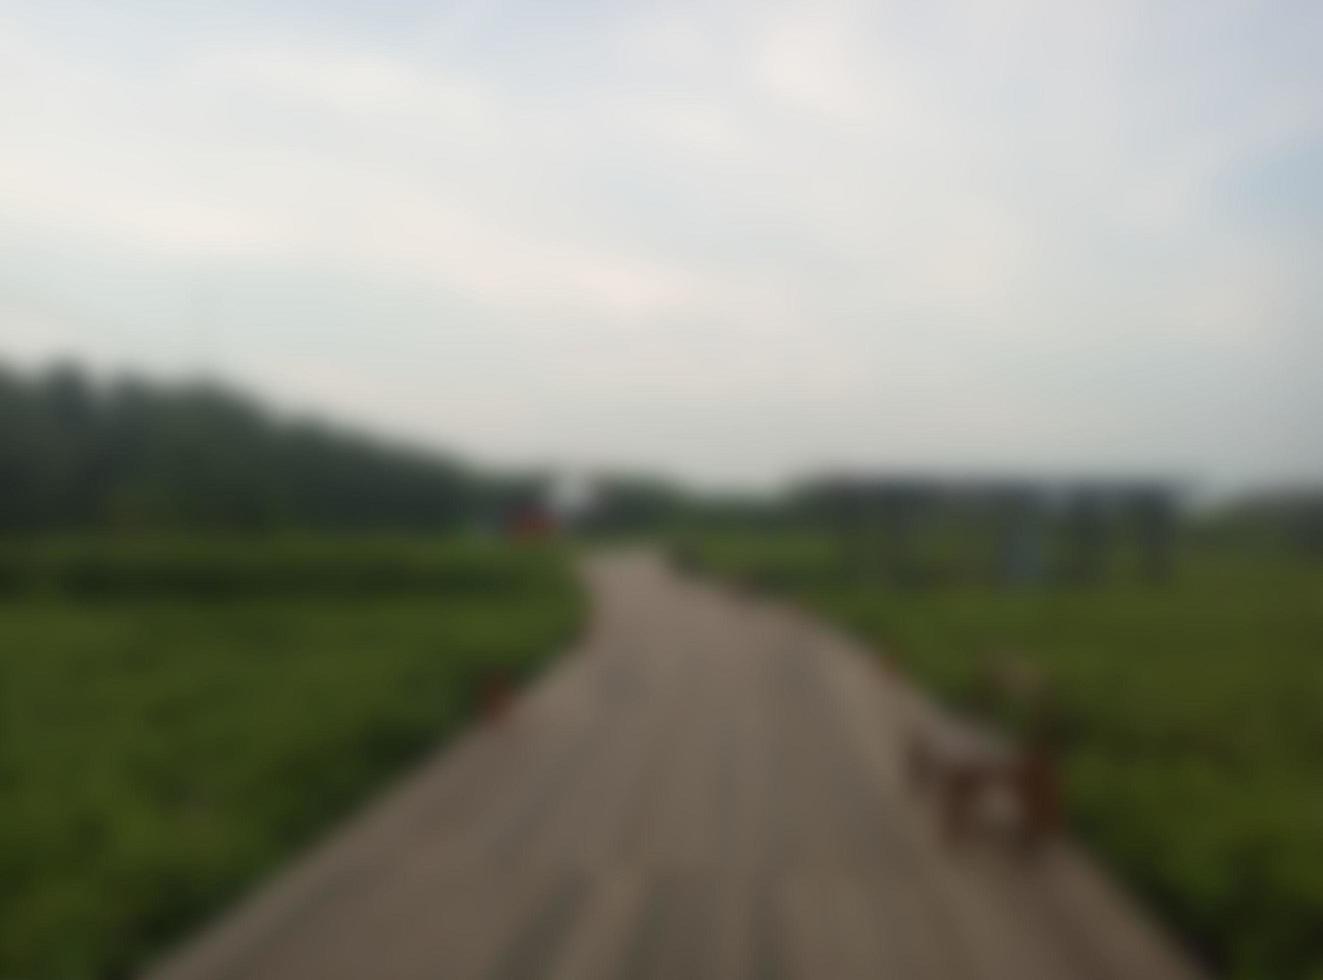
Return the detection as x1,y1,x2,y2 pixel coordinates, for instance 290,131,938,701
753,7,873,121
0,1,1320,488
190,46,492,134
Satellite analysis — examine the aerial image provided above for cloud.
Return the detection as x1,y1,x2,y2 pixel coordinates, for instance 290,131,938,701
753,7,874,121
0,1,1320,488
190,45,492,134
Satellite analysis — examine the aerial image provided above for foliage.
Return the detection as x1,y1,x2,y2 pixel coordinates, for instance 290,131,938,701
0,535,560,599
0,537,581,980
0,362,536,532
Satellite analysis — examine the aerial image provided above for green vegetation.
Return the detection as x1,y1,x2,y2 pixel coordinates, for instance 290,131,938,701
0,537,582,980
0,361,538,533
684,531,1323,980
0,535,566,599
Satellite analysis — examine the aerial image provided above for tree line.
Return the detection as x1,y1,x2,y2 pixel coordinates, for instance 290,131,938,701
0,361,535,532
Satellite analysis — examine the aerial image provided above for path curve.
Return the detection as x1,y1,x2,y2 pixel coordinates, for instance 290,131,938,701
145,551,1206,980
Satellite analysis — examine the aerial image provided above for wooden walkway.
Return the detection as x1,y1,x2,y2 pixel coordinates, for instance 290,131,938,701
145,552,1207,980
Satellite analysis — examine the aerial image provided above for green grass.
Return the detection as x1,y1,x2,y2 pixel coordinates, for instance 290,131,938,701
684,530,1323,980
0,536,582,980
0,534,560,598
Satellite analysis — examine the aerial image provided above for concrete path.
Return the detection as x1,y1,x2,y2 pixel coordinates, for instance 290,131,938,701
145,552,1206,980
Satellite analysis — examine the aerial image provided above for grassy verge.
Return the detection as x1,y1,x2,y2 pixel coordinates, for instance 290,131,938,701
682,530,1323,980
0,536,582,980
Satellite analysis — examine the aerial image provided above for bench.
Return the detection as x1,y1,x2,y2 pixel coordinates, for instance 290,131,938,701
906,657,1063,852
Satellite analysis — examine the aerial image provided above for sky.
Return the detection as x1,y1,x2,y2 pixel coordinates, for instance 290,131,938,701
2,0,1321,492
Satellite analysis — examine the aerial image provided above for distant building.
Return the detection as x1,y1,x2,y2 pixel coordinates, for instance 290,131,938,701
795,473,1180,586
502,471,600,540
546,472,598,528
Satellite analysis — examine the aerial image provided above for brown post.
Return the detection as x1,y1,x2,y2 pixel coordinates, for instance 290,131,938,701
480,668,514,724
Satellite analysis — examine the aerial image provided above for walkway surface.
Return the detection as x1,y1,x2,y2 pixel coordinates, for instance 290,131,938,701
146,552,1207,980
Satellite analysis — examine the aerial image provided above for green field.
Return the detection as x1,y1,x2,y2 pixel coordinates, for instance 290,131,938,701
0,536,582,980
682,531,1323,980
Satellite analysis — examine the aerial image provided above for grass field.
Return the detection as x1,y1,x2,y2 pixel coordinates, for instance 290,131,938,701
0,536,582,980
682,531,1323,980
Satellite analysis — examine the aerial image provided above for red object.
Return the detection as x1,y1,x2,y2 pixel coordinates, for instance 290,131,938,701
508,506,556,540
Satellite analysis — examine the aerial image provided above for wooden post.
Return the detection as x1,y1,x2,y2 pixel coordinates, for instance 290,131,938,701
1133,490,1175,583
1061,490,1108,585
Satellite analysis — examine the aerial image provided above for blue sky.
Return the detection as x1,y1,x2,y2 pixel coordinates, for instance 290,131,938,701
2,0,1320,490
